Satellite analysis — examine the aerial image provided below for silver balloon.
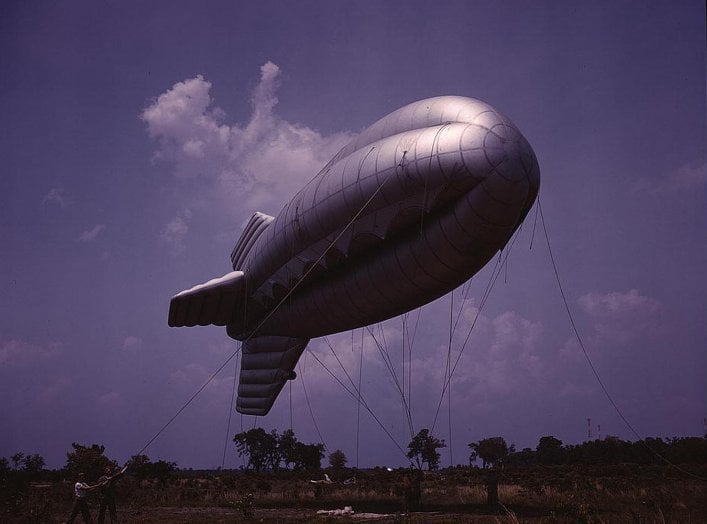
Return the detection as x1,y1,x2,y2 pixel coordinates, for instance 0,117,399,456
169,96,540,415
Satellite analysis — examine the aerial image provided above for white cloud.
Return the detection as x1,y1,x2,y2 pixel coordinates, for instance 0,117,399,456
97,391,122,406
579,289,661,317
122,336,144,352
160,215,189,255
77,224,105,242
141,62,353,245
43,187,70,208
667,161,707,190
0,339,60,366
35,377,72,406
578,289,662,343
632,161,707,194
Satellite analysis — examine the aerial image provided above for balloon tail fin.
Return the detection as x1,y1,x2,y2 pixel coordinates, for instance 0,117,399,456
236,336,309,416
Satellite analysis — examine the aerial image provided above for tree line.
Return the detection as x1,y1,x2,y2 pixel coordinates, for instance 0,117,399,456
2,432,705,481
1,443,176,482
466,434,707,469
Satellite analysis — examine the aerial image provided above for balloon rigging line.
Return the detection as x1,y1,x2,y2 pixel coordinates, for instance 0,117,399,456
447,226,523,380
366,325,415,439
430,228,519,433
447,290,454,467
306,345,410,461
356,328,364,468
327,326,415,442
452,275,476,336
289,380,293,432
135,345,242,458
404,307,423,425
323,336,363,402
297,356,328,452
221,348,241,469
529,197,540,250
135,170,392,459
368,325,406,404
537,197,706,482
430,251,502,432
401,315,407,434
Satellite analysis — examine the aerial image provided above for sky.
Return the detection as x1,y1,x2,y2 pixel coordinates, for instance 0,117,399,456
1,0,705,471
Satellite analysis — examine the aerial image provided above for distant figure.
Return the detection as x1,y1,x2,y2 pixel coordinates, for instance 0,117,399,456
97,466,126,524
403,467,422,512
484,470,499,508
66,472,100,524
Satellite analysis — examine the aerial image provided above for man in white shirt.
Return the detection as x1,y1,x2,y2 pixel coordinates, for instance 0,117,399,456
66,472,100,523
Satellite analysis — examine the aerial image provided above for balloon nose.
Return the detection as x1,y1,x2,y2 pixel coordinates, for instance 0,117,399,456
482,125,533,182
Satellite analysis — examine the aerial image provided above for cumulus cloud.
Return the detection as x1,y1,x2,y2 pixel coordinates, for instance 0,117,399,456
159,214,190,255
667,161,707,190
632,160,707,194
77,224,106,242
579,289,660,317
0,339,60,366
578,289,662,343
43,187,70,208
35,377,72,406
141,62,353,250
97,391,122,406
122,336,144,352
168,363,215,387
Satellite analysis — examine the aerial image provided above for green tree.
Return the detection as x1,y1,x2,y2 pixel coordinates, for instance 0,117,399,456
21,454,45,475
407,429,446,470
234,428,279,472
537,436,564,465
293,442,325,470
469,437,513,469
11,452,24,470
328,449,347,470
65,443,117,480
278,429,300,469
128,454,176,480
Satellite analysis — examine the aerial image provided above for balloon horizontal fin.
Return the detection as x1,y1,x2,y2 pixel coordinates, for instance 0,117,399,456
236,336,309,416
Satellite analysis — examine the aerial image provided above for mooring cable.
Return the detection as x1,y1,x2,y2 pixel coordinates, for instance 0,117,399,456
537,197,706,481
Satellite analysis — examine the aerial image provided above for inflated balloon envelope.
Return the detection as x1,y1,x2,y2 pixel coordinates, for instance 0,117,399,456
168,96,540,415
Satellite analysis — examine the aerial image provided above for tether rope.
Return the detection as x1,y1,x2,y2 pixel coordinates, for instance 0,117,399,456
221,348,241,468
133,169,392,458
430,239,507,432
306,346,410,461
297,355,328,451
135,344,242,458
537,197,706,481
366,325,415,438
356,328,364,468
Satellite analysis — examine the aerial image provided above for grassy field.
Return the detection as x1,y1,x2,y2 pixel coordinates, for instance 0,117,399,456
4,465,706,523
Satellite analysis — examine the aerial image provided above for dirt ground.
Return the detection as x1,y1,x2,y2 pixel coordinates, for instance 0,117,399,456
57,504,698,524
88,506,536,523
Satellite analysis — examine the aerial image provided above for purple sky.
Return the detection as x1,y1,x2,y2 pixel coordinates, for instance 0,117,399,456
1,1,705,470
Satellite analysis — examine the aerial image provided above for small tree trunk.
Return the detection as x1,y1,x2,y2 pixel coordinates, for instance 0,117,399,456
485,471,499,508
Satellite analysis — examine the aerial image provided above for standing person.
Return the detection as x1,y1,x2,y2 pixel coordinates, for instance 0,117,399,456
97,466,126,524
66,472,100,524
